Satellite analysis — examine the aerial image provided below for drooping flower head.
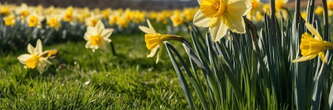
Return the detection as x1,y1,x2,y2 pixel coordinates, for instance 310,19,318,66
293,23,333,63
193,0,251,42
84,21,114,52
139,20,181,63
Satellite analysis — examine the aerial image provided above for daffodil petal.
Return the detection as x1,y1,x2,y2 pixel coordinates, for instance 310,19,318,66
209,21,228,42
139,26,155,34
27,44,34,54
193,11,211,27
227,0,251,16
17,54,31,64
292,55,317,63
224,15,246,33
318,52,327,63
305,23,323,40
36,39,43,54
146,19,156,33
101,29,114,39
147,46,160,58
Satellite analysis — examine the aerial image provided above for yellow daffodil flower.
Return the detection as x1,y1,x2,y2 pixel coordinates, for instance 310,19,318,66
247,0,264,22
171,11,184,27
193,0,251,42
47,16,61,29
16,4,30,19
84,21,114,52
0,6,10,15
108,15,119,25
117,16,129,28
315,7,324,16
27,14,42,27
85,16,101,27
17,39,53,72
63,7,74,22
139,20,182,63
3,15,16,27
293,23,333,63
301,11,307,21
183,8,196,22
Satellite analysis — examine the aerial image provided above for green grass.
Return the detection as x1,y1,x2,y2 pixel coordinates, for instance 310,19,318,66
0,33,188,109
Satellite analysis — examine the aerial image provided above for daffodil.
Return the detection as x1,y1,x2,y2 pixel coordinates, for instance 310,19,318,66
0,6,10,15
85,16,101,27
247,0,264,22
26,14,42,27
117,16,129,28
47,16,61,29
193,0,251,42
84,21,114,52
16,4,30,19
3,15,16,27
108,15,119,25
293,23,333,63
171,11,184,27
183,8,196,22
301,11,307,21
17,39,53,72
315,6,324,16
63,7,74,22
139,20,182,63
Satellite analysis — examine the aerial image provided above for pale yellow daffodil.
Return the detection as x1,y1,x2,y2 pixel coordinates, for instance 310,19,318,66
84,21,114,52
18,39,54,72
193,0,251,42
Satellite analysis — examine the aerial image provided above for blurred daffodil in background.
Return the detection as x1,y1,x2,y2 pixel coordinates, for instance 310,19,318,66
84,21,114,52
47,16,62,29
171,11,184,27
3,15,16,27
193,0,251,42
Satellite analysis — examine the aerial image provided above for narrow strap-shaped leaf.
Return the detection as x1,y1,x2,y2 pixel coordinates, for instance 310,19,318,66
164,42,195,109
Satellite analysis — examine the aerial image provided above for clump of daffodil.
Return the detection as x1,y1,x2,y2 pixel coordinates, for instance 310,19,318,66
193,0,251,42
84,21,114,52
171,11,184,27
139,20,183,63
17,39,57,72
47,16,61,29
293,23,333,63
3,15,16,27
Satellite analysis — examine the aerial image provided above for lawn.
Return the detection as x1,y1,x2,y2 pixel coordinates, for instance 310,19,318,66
0,33,188,109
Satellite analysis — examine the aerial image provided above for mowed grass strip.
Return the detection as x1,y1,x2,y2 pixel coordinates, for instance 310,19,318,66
0,34,187,109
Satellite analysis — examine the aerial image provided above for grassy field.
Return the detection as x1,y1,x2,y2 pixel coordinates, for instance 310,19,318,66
0,33,188,109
